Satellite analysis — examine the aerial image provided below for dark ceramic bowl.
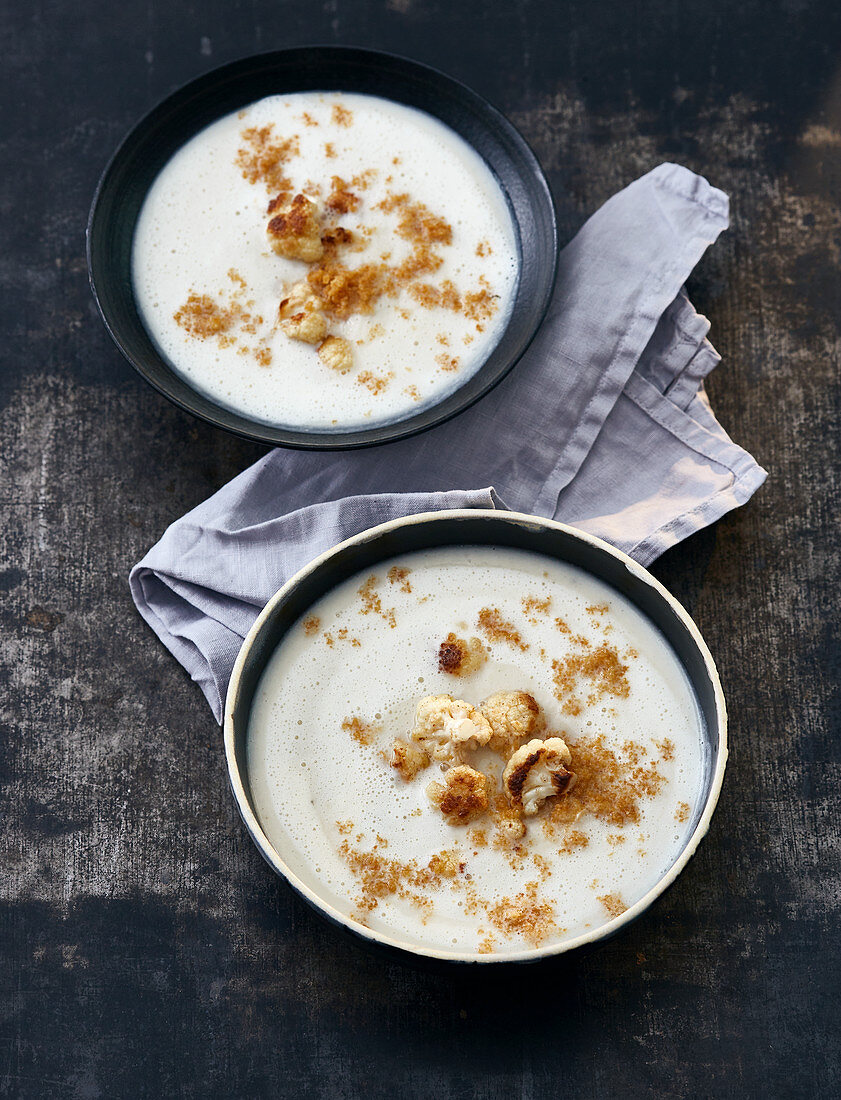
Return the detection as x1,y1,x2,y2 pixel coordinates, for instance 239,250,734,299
224,510,728,965
87,47,558,450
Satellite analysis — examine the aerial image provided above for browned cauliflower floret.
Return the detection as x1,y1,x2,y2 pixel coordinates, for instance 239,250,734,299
438,633,488,677
280,308,328,344
502,737,574,816
278,281,320,319
410,694,492,765
389,737,430,781
318,334,353,373
480,690,543,754
267,193,324,262
427,765,490,825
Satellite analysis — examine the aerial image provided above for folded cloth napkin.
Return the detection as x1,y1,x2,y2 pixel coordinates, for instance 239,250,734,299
130,163,766,722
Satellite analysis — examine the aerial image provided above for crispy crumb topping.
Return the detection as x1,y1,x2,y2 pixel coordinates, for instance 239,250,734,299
302,615,320,635
387,566,412,593
332,103,353,128
342,716,378,746
597,892,626,919
477,607,528,651
550,642,630,716
236,125,299,192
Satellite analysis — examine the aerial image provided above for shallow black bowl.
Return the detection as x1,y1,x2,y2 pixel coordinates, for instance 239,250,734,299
224,511,728,965
87,47,558,450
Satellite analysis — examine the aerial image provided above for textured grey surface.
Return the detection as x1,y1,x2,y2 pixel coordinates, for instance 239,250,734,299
1,0,840,1096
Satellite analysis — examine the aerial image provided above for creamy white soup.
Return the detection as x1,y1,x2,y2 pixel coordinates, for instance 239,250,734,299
132,92,519,432
246,546,706,957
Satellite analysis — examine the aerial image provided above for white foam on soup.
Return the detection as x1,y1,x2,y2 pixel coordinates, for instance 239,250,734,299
132,92,519,432
246,546,706,956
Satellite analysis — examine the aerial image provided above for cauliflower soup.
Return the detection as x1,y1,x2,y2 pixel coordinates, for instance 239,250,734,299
132,92,519,432
246,546,706,956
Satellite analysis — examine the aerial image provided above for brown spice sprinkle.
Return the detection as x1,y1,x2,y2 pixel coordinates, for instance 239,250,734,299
326,175,361,215
436,353,460,372
550,642,630,716
301,111,318,127
675,801,690,823
357,369,393,394
173,293,242,338
332,103,353,127
548,734,667,830
302,615,320,636
597,892,626,919
522,595,552,623
337,840,461,916
377,192,453,246
438,633,488,676
486,882,557,946
342,715,377,747
387,565,412,593
655,737,676,761
358,574,397,627
556,828,589,853
477,607,529,651
236,126,299,192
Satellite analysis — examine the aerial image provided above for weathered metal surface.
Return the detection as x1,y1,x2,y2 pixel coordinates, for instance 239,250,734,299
1,0,840,1095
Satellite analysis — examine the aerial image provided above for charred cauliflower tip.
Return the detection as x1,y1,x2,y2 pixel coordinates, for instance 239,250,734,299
427,765,490,825
502,736,574,816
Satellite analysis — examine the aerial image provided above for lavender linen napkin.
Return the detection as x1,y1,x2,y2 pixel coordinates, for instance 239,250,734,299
130,163,766,722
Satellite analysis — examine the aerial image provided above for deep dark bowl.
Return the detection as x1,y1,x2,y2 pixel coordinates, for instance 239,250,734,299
87,47,558,450
224,511,728,965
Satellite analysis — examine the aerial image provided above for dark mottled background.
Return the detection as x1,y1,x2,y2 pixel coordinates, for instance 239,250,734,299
2,0,840,1096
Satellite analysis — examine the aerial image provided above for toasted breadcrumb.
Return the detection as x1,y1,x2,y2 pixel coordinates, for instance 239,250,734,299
597,892,626,919
477,607,528,651
387,566,412,593
236,126,299,192
332,104,353,127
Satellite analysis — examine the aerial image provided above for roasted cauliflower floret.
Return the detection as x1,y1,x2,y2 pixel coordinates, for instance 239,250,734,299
318,334,353,373
267,193,324,262
278,281,321,320
427,765,490,825
480,690,543,754
280,308,328,344
410,694,492,765
390,737,430,781
502,737,574,816
438,633,488,677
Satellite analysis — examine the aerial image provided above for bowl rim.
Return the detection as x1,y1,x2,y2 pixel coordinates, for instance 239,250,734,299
224,509,728,963
86,45,559,451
